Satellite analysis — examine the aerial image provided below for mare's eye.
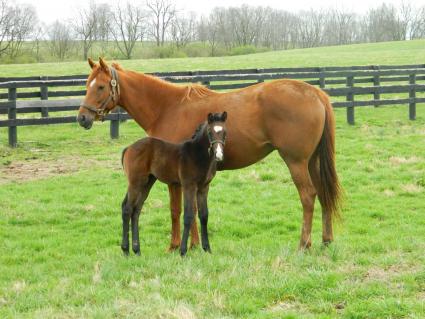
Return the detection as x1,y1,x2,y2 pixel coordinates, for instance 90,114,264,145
98,85,105,90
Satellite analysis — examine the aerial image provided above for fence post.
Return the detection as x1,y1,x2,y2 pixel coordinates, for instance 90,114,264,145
8,87,17,147
40,76,49,117
319,67,326,88
257,68,264,84
409,74,416,120
373,66,380,107
110,107,120,139
346,75,355,125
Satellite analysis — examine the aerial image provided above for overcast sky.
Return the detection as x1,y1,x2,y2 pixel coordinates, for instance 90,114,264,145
14,0,424,24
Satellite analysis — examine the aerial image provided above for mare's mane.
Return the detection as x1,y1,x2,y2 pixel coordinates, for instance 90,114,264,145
111,62,215,102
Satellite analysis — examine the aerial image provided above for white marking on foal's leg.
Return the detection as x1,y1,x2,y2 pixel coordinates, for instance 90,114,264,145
213,125,223,133
215,144,223,161
89,79,96,87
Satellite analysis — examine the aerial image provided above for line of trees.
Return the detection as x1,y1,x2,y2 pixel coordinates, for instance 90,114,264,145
1,0,425,62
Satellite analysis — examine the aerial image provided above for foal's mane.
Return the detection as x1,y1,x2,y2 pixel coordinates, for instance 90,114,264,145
191,122,206,139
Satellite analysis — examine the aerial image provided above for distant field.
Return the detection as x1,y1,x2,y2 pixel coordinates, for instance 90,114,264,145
0,40,424,77
0,42,424,318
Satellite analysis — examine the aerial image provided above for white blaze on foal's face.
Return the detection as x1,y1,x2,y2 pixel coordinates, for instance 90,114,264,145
213,125,223,133
215,143,223,161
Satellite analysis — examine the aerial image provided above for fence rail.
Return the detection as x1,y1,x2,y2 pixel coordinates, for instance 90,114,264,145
1,64,424,147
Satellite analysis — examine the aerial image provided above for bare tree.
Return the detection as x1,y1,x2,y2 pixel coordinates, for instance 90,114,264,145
171,12,196,48
0,0,13,57
146,0,176,46
94,3,111,55
0,1,36,58
73,3,98,60
48,21,73,60
110,3,145,59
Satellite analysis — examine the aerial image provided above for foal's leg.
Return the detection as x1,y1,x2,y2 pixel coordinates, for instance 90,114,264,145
131,176,156,255
168,184,200,251
121,193,131,255
180,186,197,256
282,154,317,249
121,185,142,255
197,186,211,253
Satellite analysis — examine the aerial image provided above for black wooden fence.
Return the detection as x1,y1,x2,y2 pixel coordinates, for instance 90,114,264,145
1,64,424,147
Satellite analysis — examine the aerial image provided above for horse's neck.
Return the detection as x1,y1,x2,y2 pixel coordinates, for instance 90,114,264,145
118,71,186,132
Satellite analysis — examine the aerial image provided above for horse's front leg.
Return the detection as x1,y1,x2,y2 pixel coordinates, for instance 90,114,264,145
168,184,199,251
180,186,197,256
197,186,211,253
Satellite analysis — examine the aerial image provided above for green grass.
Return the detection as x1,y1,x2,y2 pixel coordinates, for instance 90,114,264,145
1,40,424,77
0,42,425,318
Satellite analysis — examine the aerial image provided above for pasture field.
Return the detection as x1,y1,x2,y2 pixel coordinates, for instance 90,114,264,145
0,40,425,77
1,42,425,318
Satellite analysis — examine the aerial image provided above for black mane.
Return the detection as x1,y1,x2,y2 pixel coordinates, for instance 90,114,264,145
191,122,206,140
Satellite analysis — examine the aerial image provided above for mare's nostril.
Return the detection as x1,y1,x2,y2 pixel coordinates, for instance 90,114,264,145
81,115,86,122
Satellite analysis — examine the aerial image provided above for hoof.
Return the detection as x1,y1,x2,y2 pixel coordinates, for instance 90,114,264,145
180,249,187,257
203,247,211,253
299,241,312,250
168,243,180,252
121,245,130,256
322,240,333,247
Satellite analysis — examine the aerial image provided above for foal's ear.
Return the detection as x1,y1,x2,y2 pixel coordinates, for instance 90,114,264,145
99,57,109,71
207,113,214,124
221,111,227,121
88,57,96,69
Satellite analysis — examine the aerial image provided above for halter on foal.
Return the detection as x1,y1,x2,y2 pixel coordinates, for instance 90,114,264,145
121,112,227,256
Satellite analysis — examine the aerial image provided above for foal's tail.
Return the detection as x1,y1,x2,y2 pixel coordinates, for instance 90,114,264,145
314,92,342,221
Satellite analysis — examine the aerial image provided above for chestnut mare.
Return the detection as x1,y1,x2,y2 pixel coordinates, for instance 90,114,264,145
77,58,342,249
122,112,227,256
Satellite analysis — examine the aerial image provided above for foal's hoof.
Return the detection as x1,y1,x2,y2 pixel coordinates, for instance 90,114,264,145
180,248,187,257
202,246,211,253
121,245,130,256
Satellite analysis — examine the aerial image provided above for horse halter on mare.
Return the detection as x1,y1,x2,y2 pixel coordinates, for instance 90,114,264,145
80,67,120,121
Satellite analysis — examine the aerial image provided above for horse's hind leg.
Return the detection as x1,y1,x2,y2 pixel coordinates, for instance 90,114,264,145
308,155,333,245
131,175,157,255
281,154,317,249
122,187,143,255
121,193,131,255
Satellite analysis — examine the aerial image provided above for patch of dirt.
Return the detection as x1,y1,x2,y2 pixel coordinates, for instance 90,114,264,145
0,156,121,184
265,299,307,314
383,189,395,197
401,183,423,194
389,156,422,166
364,264,421,283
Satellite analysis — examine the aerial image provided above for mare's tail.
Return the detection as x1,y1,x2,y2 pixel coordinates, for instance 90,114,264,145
314,92,342,221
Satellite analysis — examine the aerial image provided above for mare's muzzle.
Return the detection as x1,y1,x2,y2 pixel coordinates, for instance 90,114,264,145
77,112,94,130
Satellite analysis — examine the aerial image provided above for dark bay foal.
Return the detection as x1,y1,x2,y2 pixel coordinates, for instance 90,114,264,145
121,112,227,256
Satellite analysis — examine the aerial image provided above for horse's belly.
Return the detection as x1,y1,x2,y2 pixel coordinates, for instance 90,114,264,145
218,143,274,170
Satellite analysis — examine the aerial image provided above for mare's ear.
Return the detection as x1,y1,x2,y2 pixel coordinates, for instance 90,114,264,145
88,57,96,69
99,57,109,71
221,111,227,121
207,113,214,124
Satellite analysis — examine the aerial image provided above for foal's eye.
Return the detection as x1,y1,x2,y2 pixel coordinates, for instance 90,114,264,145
98,85,105,90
